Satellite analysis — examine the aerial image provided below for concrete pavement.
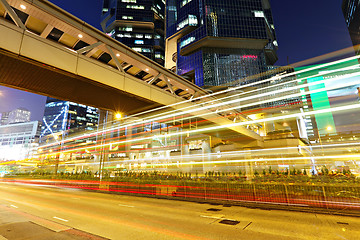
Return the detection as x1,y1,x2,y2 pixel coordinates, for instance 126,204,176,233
0,203,109,239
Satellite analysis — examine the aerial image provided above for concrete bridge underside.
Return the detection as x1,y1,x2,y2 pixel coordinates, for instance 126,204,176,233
0,48,161,114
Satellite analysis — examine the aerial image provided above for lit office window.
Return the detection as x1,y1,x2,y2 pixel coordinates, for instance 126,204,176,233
119,27,133,31
177,15,198,30
253,11,265,18
180,36,195,48
135,40,144,44
126,5,144,9
122,16,134,20
155,54,165,60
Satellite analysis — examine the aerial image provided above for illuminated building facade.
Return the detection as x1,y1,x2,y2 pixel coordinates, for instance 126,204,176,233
295,58,360,139
165,0,278,87
101,0,165,65
40,98,99,141
0,112,9,125
0,108,30,125
0,121,41,161
342,0,360,55
7,108,31,124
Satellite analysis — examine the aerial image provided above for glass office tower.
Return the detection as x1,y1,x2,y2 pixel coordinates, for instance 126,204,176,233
342,0,360,55
40,98,99,141
165,0,278,87
101,0,166,66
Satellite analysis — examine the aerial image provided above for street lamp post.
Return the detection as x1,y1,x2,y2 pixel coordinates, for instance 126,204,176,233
317,126,333,156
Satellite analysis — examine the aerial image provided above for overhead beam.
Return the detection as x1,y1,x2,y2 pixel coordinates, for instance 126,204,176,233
148,73,161,84
164,75,175,94
0,0,25,29
105,45,124,73
77,42,103,54
40,24,53,38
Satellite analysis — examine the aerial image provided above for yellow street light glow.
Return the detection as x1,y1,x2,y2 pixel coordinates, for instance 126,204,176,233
116,53,120,57
115,113,122,119
78,34,83,38
326,126,333,131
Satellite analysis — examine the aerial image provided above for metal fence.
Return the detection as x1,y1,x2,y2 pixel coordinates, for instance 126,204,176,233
2,178,360,214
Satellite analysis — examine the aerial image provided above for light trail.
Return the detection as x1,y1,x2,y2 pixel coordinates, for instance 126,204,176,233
36,55,360,151
35,101,360,157
127,55,360,120
142,154,360,168
133,60,360,124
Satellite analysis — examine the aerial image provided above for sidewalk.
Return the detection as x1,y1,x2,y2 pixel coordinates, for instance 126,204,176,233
0,205,109,240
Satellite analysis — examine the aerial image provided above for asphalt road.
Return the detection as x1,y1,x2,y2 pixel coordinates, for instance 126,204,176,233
0,181,359,240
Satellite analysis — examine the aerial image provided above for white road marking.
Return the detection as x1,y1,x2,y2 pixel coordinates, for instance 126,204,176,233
118,204,135,208
200,215,223,219
53,216,69,222
10,205,18,208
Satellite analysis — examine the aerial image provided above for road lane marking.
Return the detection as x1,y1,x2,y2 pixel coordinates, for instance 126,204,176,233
10,205,18,208
118,204,135,208
200,215,223,219
53,216,69,222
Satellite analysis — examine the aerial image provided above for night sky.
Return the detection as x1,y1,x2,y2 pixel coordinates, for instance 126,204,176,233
0,0,354,121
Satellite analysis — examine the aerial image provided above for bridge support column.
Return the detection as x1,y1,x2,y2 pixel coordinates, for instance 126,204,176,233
180,136,190,173
244,149,254,181
97,110,113,179
202,139,212,174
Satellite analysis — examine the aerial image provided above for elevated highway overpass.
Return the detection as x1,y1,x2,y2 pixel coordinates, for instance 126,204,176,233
0,0,262,143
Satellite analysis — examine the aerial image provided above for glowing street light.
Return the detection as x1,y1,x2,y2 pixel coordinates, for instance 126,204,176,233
115,112,122,120
326,126,333,131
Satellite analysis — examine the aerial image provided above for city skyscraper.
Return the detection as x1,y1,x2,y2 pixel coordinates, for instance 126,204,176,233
165,0,278,87
7,108,31,124
342,0,360,55
101,0,166,66
0,121,41,161
0,108,30,125
0,112,9,126
40,98,99,141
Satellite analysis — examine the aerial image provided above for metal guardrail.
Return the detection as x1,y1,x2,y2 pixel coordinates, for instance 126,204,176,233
2,178,360,215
